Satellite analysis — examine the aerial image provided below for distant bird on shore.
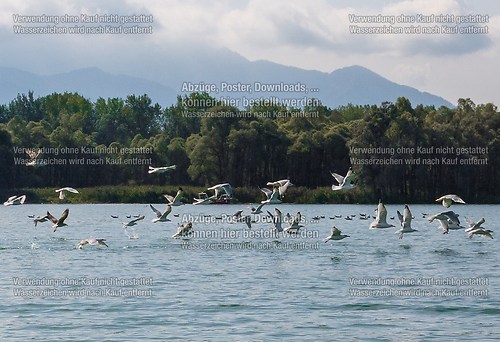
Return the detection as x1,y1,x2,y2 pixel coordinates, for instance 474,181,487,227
331,168,355,191
55,187,79,200
396,205,417,239
47,208,69,232
435,194,465,208
164,187,184,206
324,226,350,242
78,238,108,249
3,195,26,206
148,165,176,174
370,200,394,229
150,204,172,223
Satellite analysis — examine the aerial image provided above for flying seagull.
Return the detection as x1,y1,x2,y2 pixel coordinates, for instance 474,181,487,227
55,187,79,200
284,212,304,235
164,187,184,206
435,194,465,208
78,238,108,249
465,217,493,239
396,204,417,239
468,228,494,239
172,222,193,239
122,215,145,227
427,211,460,234
47,208,70,232
464,217,486,233
266,179,293,198
267,208,283,238
3,195,26,206
260,187,281,204
330,168,355,191
25,148,46,167
148,165,176,174
324,226,350,242
370,200,395,229
150,204,172,223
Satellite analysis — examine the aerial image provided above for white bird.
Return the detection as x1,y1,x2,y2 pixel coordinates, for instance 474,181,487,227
435,194,466,208
208,183,233,200
427,211,460,234
193,193,216,205
267,208,283,237
3,195,26,206
468,228,494,239
260,187,281,204
324,226,350,242
78,238,108,249
284,212,304,234
465,217,493,239
266,179,293,198
148,165,176,174
331,168,355,191
55,187,79,200
370,200,394,229
47,208,69,232
172,222,193,239
164,187,184,206
25,148,46,167
464,217,486,233
396,205,417,239
150,204,172,223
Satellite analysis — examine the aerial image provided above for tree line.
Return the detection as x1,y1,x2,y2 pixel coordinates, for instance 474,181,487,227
0,91,498,203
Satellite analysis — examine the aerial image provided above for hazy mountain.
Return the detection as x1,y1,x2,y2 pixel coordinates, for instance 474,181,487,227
0,57,453,108
0,67,178,107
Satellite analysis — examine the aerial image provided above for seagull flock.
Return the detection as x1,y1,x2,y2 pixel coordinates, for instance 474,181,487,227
4,164,495,249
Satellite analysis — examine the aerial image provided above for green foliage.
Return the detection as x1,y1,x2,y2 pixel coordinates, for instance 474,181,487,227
0,92,499,203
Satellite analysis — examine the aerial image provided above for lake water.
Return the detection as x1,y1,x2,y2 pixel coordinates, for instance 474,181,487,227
1,203,498,341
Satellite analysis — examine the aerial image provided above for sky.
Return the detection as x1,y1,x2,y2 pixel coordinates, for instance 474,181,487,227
0,0,499,106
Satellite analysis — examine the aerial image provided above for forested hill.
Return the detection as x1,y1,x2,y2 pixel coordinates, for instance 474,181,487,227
0,92,498,203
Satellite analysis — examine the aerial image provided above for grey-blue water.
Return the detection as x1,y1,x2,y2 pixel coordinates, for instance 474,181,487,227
1,203,498,341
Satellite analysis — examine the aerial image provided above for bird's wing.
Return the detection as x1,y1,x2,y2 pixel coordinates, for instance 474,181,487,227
163,205,172,218
164,194,175,203
378,203,388,222
330,172,345,185
442,211,460,225
58,208,70,224
150,204,162,218
397,210,404,225
449,194,466,204
260,187,272,199
130,215,145,224
46,211,58,224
